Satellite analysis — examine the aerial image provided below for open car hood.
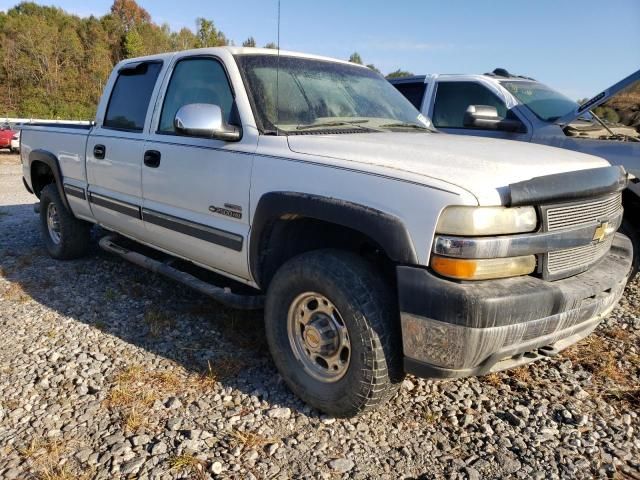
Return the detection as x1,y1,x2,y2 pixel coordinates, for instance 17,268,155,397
555,68,640,126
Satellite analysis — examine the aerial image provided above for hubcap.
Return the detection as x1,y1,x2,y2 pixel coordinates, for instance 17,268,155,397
287,292,351,383
46,203,62,244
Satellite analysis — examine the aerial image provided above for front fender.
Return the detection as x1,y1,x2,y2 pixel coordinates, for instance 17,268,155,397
249,191,418,285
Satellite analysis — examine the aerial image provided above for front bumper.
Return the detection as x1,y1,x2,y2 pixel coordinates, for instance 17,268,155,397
398,233,632,379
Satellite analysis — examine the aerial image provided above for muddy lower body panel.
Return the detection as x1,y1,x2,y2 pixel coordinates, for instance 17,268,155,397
399,233,632,378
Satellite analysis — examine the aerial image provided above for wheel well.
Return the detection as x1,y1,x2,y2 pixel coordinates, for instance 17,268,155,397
256,216,396,289
30,160,55,197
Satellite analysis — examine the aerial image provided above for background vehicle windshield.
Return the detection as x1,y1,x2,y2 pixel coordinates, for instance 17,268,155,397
502,81,577,122
235,54,429,133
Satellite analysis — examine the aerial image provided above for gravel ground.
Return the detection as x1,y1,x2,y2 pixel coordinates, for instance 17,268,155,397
0,152,639,480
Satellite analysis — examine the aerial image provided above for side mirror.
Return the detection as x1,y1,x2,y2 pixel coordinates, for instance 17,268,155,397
463,105,524,133
174,103,241,142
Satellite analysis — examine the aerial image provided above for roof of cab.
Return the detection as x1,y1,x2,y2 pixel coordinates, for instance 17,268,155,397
118,46,361,68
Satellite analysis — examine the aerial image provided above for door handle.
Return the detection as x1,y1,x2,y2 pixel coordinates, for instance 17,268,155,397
93,144,106,160
144,150,161,168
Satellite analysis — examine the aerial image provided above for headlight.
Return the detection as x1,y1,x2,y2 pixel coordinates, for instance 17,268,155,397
431,255,536,281
436,206,537,236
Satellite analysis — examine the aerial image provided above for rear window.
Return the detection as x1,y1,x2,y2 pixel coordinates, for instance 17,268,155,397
104,62,162,132
393,82,427,110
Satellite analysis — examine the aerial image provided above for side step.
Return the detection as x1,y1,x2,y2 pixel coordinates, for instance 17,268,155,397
98,235,264,310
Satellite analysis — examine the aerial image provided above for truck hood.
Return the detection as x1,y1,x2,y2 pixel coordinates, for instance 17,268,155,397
556,68,640,126
287,132,610,205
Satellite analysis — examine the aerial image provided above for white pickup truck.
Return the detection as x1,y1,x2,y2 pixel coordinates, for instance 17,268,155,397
21,47,632,417
390,68,640,276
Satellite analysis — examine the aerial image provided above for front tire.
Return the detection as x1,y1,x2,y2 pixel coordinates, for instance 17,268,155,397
39,184,91,259
265,249,403,417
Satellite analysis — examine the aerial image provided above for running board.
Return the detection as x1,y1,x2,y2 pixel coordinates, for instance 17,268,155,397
98,235,264,310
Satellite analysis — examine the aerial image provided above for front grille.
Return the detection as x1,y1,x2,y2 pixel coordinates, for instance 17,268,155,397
541,193,622,280
546,194,621,231
547,236,614,275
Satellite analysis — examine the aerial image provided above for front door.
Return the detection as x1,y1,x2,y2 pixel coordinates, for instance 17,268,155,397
142,55,256,281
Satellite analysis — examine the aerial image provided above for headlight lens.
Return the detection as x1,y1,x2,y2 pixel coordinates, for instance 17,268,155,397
431,255,536,281
436,206,537,236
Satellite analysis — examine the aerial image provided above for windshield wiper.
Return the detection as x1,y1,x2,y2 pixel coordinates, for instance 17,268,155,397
379,122,430,130
295,119,373,130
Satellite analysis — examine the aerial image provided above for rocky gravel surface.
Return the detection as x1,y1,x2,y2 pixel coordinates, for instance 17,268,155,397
0,152,639,479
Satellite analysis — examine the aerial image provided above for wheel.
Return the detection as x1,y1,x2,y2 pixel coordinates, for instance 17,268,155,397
39,184,91,259
620,219,639,281
265,249,403,417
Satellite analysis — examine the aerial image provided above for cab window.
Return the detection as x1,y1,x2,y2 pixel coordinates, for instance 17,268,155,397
433,81,518,129
159,57,234,134
393,82,427,110
104,62,162,132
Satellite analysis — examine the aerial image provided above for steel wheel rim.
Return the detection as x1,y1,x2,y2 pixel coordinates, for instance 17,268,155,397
46,203,62,244
287,292,351,383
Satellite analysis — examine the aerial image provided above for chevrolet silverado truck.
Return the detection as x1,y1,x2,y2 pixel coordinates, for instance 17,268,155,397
390,68,640,277
21,47,632,417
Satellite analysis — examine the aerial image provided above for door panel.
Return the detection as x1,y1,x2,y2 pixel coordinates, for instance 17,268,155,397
86,132,146,239
141,139,254,279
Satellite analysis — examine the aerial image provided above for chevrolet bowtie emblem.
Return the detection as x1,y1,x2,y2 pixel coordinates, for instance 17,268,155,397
592,221,612,243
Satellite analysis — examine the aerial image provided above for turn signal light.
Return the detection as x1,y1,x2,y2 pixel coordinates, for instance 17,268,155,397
431,255,536,281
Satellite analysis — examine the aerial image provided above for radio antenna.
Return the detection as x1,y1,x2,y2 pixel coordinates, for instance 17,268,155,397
275,0,281,134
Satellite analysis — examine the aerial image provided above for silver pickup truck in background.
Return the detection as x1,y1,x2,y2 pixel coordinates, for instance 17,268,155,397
19,47,632,416
390,69,640,276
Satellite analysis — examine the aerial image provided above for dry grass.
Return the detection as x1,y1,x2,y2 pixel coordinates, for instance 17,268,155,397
563,331,639,409
105,364,218,432
169,454,207,480
481,372,503,387
229,429,276,451
144,309,175,337
18,439,92,480
2,282,31,303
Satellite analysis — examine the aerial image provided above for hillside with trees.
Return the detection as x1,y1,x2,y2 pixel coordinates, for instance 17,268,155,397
0,1,412,120
0,1,263,119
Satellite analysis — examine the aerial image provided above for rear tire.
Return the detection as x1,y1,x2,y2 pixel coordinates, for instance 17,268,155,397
39,184,91,259
264,249,403,417
620,219,639,281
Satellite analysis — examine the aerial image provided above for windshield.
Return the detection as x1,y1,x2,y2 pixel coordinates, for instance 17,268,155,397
235,54,430,134
501,81,578,122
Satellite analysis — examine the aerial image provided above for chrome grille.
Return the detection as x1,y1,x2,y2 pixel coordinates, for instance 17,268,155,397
542,193,622,279
546,194,621,231
547,236,614,275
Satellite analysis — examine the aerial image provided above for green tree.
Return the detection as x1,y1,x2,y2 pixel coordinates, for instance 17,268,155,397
348,52,363,64
386,69,414,79
196,18,227,47
242,36,256,47
123,28,144,57
264,42,278,49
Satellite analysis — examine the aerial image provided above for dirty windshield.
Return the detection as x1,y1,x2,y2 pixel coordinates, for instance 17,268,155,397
501,81,577,122
235,54,430,134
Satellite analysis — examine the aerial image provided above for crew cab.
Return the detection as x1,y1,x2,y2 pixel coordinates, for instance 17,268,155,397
20,48,632,417
390,68,640,276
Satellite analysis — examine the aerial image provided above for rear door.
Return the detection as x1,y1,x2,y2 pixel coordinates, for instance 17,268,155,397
430,80,532,141
141,53,257,281
86,60,164,240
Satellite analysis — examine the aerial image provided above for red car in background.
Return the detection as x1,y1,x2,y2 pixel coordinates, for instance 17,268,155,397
0,124,17,151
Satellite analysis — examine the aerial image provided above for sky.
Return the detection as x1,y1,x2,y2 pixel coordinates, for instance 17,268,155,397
1,0,639,99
